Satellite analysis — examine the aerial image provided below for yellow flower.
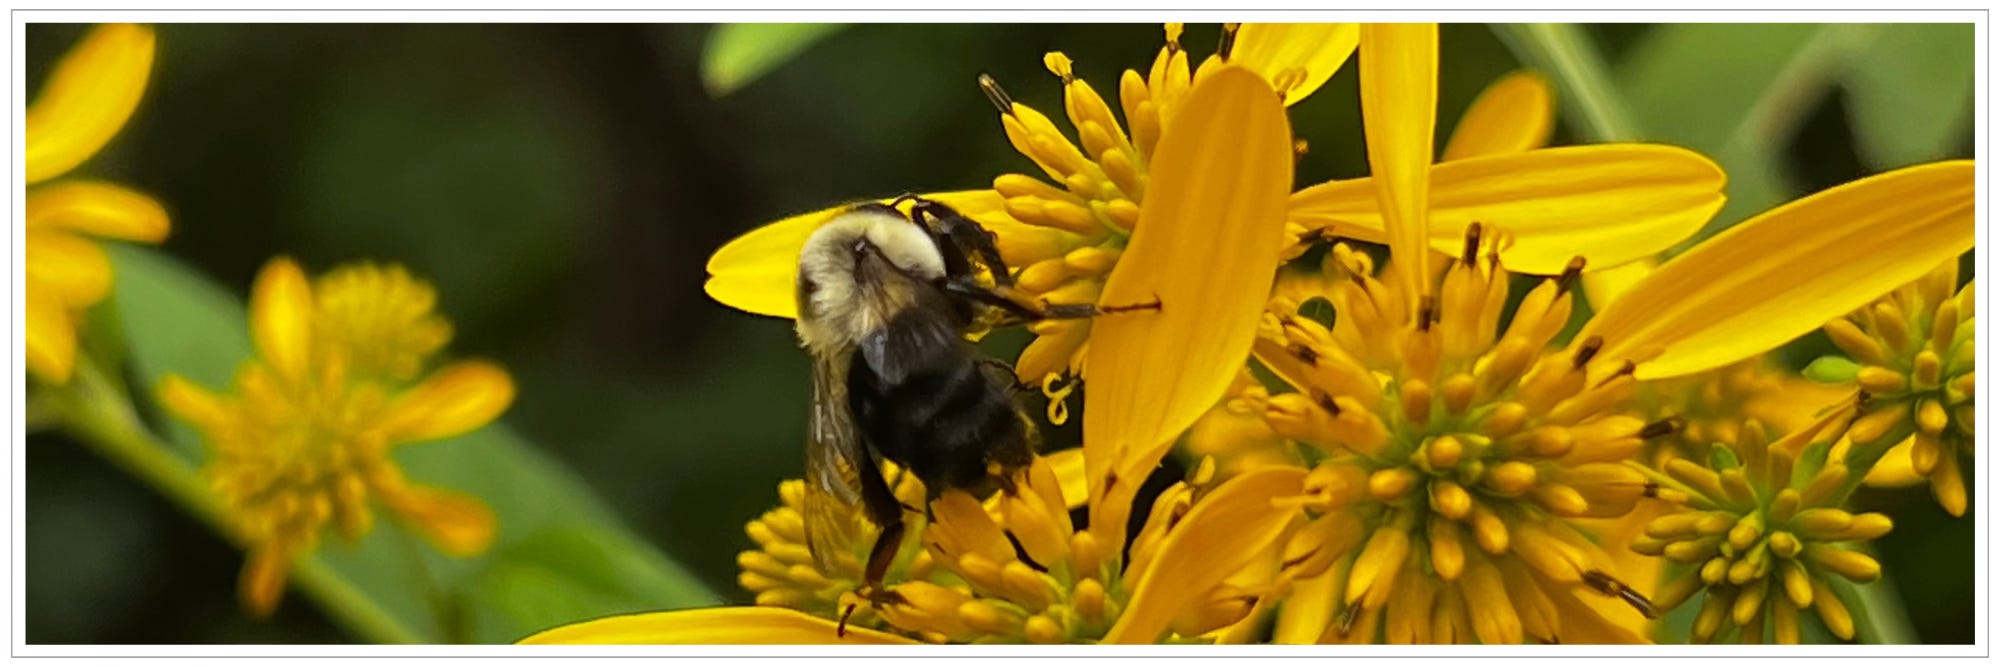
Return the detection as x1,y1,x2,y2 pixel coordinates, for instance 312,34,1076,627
1817,259,1976,516
159,258,515,617
25,24,170,384
1634,407,1888,643
701,24,1352,403
526,62,1310,646
524,449,1307,644
1223,24,1971,645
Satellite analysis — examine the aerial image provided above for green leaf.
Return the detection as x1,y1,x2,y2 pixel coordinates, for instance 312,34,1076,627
1618,23,1879,246
701,23,845,96
1843,24,1975,170
106,245,719,643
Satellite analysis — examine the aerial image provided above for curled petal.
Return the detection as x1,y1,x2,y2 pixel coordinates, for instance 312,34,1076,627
1084,65,1291,550
27,230,113,307
377,482,496,557
26,23,155,183
1582,160,1974,380
1359,23,1438,309
1441,70,1554,161
1863,437,1926,488
25,180,170,242
703,191,1044,319
1102,466,1306,643
239,545,293,619
379,360,515,443
158,374,230,430
517,606,918,644
249,257,314,383
1290,144,1726,274
25,289,77,384
1230,23,1358,106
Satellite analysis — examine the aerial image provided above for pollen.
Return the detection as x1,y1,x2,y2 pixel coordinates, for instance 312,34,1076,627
158,258,510,617
1254,226,1659,643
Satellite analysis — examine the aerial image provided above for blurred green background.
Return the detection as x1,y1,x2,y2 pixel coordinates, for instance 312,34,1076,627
24,22,1973,643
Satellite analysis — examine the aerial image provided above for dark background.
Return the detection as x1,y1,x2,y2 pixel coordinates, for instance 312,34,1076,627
23,23,1974,643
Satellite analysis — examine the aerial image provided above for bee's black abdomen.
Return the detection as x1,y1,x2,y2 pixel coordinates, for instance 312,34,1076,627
848,307,1034,497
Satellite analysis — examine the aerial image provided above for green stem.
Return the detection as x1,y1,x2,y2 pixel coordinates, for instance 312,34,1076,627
1491,23,1642,142
58,358,422,644
1847,563,1919,644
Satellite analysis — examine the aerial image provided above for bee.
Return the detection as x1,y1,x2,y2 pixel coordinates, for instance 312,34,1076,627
792,196,1153,635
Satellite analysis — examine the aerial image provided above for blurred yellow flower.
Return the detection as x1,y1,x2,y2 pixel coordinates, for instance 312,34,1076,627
25,24,170,384
159,258,514,617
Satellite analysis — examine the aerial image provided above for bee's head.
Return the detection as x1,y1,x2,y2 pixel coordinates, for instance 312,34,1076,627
795,207,947,348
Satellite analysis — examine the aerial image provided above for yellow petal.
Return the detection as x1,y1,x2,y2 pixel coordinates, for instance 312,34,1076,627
517,606,919,644
1230,23,1358,106
26,230,113,307
25,24,156,184
1583,260,1654,311
158,374,230,429
702,190,1044,319
239,545,293,619
379,360,515,443
1441,70,1554,161
1359,23,1438,310
1290,144,1726,274
25,180,170,242
248,257,314,383
1272,568,1339,643
377,482,496,557
1863,437,1926,488
1582,160,1974,380
25,288,78,384
1083,65,1291,550
1102,466,1306,644
1046,448,1088,509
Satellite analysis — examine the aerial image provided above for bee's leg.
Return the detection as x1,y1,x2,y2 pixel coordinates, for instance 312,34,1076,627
942,278,1162,322
839,452,910,638
911,200,1017,287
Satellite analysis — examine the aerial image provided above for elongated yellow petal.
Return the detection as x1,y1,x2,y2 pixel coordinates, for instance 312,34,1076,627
1583,160,1974,380
24,180,170,242
376,482,495,557
1291,144,1726,274
1230,23,1358,106
1441,70,1554,161
1359,23,1437,311
26,24,155,184
517,606,919,644
25,288,77,384
1102,466,1306,644
1583,260,1654,310
702,191,1046,319
379,360,515,443
239,545,293,619
1083,65,1291,550
249,257,314,383
26,230,113,307
1272,568,1340,644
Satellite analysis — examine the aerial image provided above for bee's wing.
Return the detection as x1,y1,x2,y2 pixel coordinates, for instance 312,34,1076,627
804,355,871,574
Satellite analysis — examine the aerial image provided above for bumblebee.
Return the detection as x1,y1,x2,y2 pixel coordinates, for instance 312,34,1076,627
791,196,1150,633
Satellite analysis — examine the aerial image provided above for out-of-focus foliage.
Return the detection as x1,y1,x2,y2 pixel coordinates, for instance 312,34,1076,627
702,23,846,95
110,245,717,642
